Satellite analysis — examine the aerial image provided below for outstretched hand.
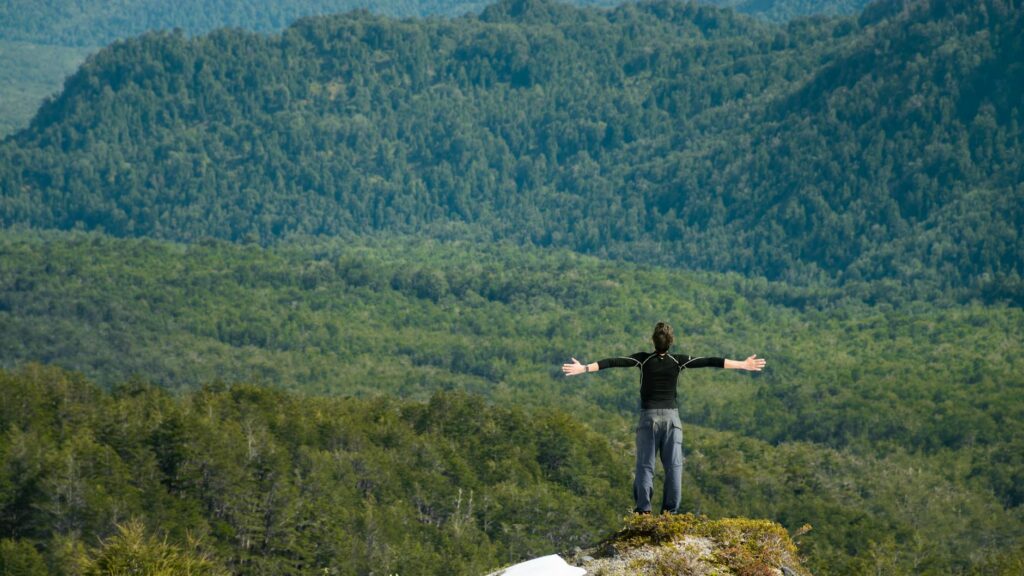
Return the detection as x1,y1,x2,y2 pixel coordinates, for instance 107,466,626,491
742,354,766,371
562,357,585,376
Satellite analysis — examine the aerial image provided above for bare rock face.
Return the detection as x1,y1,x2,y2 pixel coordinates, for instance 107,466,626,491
563,514,813,576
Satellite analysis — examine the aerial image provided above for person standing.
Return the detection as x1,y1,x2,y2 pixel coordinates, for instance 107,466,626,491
562,322,765,515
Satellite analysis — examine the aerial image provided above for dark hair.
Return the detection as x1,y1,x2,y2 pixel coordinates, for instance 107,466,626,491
652,322,674,353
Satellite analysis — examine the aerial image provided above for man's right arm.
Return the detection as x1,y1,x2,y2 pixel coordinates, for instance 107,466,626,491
563,354,640,376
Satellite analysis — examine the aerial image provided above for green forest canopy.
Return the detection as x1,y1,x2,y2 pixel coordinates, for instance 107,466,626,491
1,1,1022,574
2,0,1020,301
0,230,1022,575
0,0,868,47
0,1,872,135
1,358,1021,575
0,230,1020,462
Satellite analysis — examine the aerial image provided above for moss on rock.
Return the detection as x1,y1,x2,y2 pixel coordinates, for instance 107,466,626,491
567,514,812,576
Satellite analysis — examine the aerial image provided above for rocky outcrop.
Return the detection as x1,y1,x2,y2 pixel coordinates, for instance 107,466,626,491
488,514,812,576
569,514,812,576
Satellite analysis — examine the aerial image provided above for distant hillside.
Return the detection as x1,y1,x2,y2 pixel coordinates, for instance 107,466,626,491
719,0,1024,290
0,0,484,47
0,0,503,137
0,1,869,136
0,0,864,47
706,0,870,22
0,40,94,135
2,230,1022,505
1,0,1021,301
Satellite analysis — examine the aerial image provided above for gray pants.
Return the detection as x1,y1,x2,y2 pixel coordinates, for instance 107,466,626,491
634,408,683,514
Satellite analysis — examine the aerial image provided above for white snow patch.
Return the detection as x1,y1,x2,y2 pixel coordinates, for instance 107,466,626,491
485,554,586,576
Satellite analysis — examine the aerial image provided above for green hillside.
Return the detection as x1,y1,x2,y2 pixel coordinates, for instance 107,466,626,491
711,0,870,21
0,0,499,138
0,1,1021,574
0,40,96,136
0,0,862,47
0,2,868,136
1,230,1022,574
1,361,1020,575
0,0,487,47
0,365,628,575
4,231,1021,458
2,0,1020,301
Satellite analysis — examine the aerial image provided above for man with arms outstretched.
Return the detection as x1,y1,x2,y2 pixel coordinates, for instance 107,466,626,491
562,322,765,515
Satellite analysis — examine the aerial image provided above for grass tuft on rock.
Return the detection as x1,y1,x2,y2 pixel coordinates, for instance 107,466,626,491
574,514,812,576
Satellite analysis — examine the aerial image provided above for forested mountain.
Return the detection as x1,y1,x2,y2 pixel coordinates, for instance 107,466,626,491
1,0,1020,302
0,3,1021,572
0,1,866,136
0,0,493,47
707,0,870,22
0,0,511,138
0,0,863,47
722,0,1024,291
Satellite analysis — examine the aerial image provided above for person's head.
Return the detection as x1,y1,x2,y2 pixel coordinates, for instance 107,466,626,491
652,322,674,353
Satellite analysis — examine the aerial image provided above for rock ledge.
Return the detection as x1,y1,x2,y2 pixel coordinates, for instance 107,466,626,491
564,513,812,576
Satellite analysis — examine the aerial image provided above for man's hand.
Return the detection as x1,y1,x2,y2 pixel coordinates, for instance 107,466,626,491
742,354,766,371
562,357,585,376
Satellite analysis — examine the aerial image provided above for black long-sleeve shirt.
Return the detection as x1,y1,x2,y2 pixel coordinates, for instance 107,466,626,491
597,352,725,409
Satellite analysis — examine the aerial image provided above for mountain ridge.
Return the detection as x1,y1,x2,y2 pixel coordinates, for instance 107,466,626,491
1,0,1020,302
0,2,877,136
